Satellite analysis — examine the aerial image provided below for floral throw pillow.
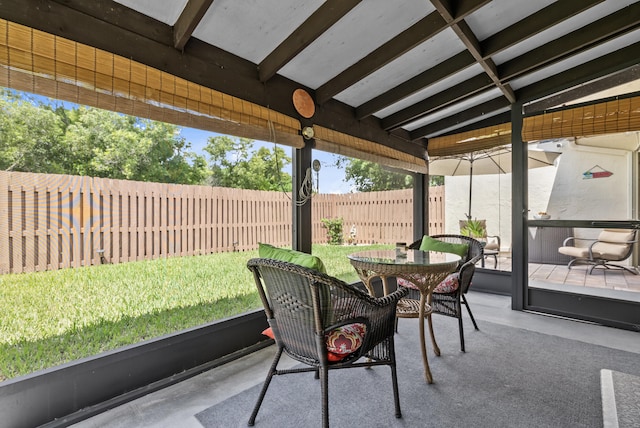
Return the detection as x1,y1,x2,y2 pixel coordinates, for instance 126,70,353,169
397,272,459,294
432,273,459,293
261,323,367,362
325,323,367,361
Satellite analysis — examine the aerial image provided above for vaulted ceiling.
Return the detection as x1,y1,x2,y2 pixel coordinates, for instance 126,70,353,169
1,0,640,169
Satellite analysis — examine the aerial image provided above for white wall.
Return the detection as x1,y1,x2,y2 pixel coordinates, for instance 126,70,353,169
444,165,556,251
442,132,640,250
548,135,637,241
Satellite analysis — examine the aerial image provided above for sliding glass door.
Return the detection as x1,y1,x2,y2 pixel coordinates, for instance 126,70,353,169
524,135,640,330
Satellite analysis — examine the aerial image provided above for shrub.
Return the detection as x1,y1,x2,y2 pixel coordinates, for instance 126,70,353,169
321,217,344,245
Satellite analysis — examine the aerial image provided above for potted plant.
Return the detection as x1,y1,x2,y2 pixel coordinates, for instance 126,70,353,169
459,218,487,239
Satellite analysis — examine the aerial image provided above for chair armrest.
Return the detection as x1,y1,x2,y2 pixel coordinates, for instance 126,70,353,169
562,236,596,246
458,261,476,294
375,286,409,306
486,235,501,248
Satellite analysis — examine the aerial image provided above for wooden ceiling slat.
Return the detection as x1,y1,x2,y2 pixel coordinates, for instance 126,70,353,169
410,96,510,139
382,73,494,131
525,65,640,114
355,51,475,120
516,41,640,105
315,10,448,104
317,0,487,106
258,0,361,82
430,0,515,104
173,0,215,51
480,0,605,58
499,3,640,82
389,5,640,136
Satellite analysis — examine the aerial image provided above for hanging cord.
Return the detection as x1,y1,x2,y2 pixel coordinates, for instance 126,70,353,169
268,115,312,206
295,166,314,206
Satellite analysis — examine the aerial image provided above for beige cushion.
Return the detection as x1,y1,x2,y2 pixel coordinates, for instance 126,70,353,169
558,246,595,258
558,229,635,261
598,229,635,243
484,238,499,251
592,242,629,260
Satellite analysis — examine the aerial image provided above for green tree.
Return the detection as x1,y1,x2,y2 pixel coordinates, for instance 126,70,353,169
430,175,444,186
335,157,412,192
204,136,292,190
335,156,443,191
0,90,207,184
61,107,207,184
0,90,65,173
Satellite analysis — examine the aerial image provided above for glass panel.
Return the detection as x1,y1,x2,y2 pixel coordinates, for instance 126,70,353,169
439,145,511,271
527,133,640,295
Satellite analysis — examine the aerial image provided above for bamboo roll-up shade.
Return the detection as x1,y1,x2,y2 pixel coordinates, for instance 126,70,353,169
522,94,640,141
313,125,427,173
427,122,512,157
0,19,303,148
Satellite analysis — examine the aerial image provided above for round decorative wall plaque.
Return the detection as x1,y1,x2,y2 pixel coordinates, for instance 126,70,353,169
292,88,315,118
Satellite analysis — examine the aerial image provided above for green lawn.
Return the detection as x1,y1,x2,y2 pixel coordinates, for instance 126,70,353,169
0,244,390,381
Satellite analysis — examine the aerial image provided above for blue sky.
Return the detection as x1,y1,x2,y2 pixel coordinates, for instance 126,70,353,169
23,90,353,193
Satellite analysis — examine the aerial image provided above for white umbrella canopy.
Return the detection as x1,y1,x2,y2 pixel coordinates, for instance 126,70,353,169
428,145,560,219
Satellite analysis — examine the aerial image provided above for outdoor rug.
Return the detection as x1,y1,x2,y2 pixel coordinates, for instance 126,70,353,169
601,369,640,428
196,317,640,428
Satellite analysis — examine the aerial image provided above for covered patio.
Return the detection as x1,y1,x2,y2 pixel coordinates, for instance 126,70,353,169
1,1,640,426
69,292,640,427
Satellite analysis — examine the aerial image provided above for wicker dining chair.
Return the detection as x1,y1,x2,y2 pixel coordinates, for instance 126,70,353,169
247,258,408,428
400,235,483,352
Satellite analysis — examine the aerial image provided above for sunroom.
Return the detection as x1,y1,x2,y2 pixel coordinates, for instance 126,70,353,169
1,1,639,426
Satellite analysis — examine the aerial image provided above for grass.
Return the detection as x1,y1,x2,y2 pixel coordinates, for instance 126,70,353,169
0,243,390,381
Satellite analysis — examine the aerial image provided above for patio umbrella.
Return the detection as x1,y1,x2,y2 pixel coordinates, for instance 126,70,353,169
428,145,559,219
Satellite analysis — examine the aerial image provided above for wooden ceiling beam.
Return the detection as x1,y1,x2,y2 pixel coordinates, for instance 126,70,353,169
524,64,640,114
389,3,640,134
409,96,510,139
481,0,605,58
355,51,475,120
516,41,640,105
499,4,640,82
173,0,215,51
315,0,490,104
382,73,494,130
432,111,511,138
430,0,515,104
258,0,361,82
356,1,604,121
315,11,445,104
50,0,173,46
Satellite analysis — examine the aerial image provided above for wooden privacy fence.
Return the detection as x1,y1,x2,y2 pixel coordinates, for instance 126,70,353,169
0,171,444,274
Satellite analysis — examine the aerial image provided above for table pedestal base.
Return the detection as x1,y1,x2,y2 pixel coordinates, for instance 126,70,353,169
397,296,440,383
348,250,460,384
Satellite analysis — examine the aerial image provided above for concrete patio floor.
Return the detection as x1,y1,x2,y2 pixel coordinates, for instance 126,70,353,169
69,291,640,428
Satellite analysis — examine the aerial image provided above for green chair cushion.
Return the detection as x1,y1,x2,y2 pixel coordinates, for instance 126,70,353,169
258,243,327,273
419,235,469,258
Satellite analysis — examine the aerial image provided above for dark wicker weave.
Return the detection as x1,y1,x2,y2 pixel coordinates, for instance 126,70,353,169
247,258,408,428
406,234,483,353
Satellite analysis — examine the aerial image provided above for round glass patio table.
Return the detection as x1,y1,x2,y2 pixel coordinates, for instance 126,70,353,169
348,249,460,383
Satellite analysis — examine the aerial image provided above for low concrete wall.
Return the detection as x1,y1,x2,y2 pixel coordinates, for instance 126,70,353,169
0,310,269,428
